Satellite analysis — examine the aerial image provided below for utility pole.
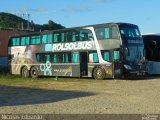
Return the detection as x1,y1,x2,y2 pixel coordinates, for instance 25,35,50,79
21,13,24,30
27,13,30,30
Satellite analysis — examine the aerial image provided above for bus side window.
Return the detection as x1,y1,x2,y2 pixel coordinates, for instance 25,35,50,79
36,54,41,62
12,37,20,46
72,52,79,63
71,32,79,42
111,26,119,39
102,51,110,62
26,37,30,45
21,37,30,46
88,32,94,40
79,29,93,41
36,54,51,63
57,54,62,63
31,36,40,45
89,52,99,63
114,50,120,61
95,27,110,40
45,54,51,62
66,53,71,63
42,34,52,44
52,54,57,63
53,33,60,43
48,34,52,43
79,31,84,41
65,32,68,42
72,32,76,42
63,53,71,63
61,33,65,42
42,35,47,44
104,28,110,39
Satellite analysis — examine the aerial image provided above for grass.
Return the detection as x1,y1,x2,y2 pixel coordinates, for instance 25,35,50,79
0,73,98,90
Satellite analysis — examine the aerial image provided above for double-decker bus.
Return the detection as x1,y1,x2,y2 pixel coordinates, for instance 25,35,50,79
143,34,160,75
8,22,147,80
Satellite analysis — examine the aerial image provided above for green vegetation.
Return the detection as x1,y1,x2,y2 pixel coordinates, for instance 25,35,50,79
0,74,96,90
0,12,65,31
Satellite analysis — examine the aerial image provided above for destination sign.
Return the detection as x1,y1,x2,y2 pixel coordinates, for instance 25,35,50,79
127,39,143,44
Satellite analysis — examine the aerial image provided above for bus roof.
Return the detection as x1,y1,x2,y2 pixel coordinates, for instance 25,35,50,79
9,22,138,38
142,34,160,43
142,33,160,36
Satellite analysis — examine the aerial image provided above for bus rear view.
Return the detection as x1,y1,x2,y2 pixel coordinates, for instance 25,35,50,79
143,34,160,75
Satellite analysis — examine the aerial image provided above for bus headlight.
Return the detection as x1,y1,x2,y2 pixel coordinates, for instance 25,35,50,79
124,65,132,70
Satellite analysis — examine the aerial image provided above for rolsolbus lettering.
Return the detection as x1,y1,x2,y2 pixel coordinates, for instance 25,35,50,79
53,41,93,51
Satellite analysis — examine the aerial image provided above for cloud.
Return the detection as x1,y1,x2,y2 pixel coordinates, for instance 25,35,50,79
62,5,92,13
27,8,48,13
19,7,56,15
5,7,56,21
4,7,58,25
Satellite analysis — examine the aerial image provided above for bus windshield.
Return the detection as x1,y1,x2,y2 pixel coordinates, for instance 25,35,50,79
120,25,143,44
119,24,145,63
120,25,141,38
126,46,145,63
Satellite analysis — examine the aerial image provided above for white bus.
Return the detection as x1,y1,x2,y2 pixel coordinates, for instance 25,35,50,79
8,23,147,80
143,34,160,75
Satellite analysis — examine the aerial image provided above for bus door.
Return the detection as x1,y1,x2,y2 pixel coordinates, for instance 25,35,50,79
80,52,88,76
112,49,123,77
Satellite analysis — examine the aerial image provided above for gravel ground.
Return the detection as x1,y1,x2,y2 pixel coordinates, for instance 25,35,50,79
0,77,160,114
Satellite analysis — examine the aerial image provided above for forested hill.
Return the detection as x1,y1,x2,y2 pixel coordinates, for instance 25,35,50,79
0,12,65,31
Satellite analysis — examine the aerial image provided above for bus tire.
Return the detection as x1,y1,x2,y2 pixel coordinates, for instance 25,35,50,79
21,66,29,78
93,67,106,80
30,66,39,78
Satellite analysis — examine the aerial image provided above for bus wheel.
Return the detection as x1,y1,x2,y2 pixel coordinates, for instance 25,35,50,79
30,66,38,78
93,67,106,80
21,67,29,78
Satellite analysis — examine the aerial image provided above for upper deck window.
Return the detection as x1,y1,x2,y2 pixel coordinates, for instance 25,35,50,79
79,29,93,41
53,33,60,43
61,33,66,42
11,37,20,46
71,31,79,42
21,37,30,45
111,26,120,39
31,35,40,45
42,34,52,44
95,27,110,40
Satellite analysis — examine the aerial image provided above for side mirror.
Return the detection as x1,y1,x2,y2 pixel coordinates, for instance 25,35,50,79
125,47,130,56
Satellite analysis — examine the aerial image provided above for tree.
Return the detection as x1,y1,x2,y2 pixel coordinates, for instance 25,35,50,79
0,12,65,31
48,20,56,30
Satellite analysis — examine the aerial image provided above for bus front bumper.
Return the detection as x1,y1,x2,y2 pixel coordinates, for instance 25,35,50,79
125,70,148,78
129,70,147,76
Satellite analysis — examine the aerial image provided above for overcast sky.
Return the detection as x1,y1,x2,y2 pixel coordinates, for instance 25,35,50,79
0,0,160,33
